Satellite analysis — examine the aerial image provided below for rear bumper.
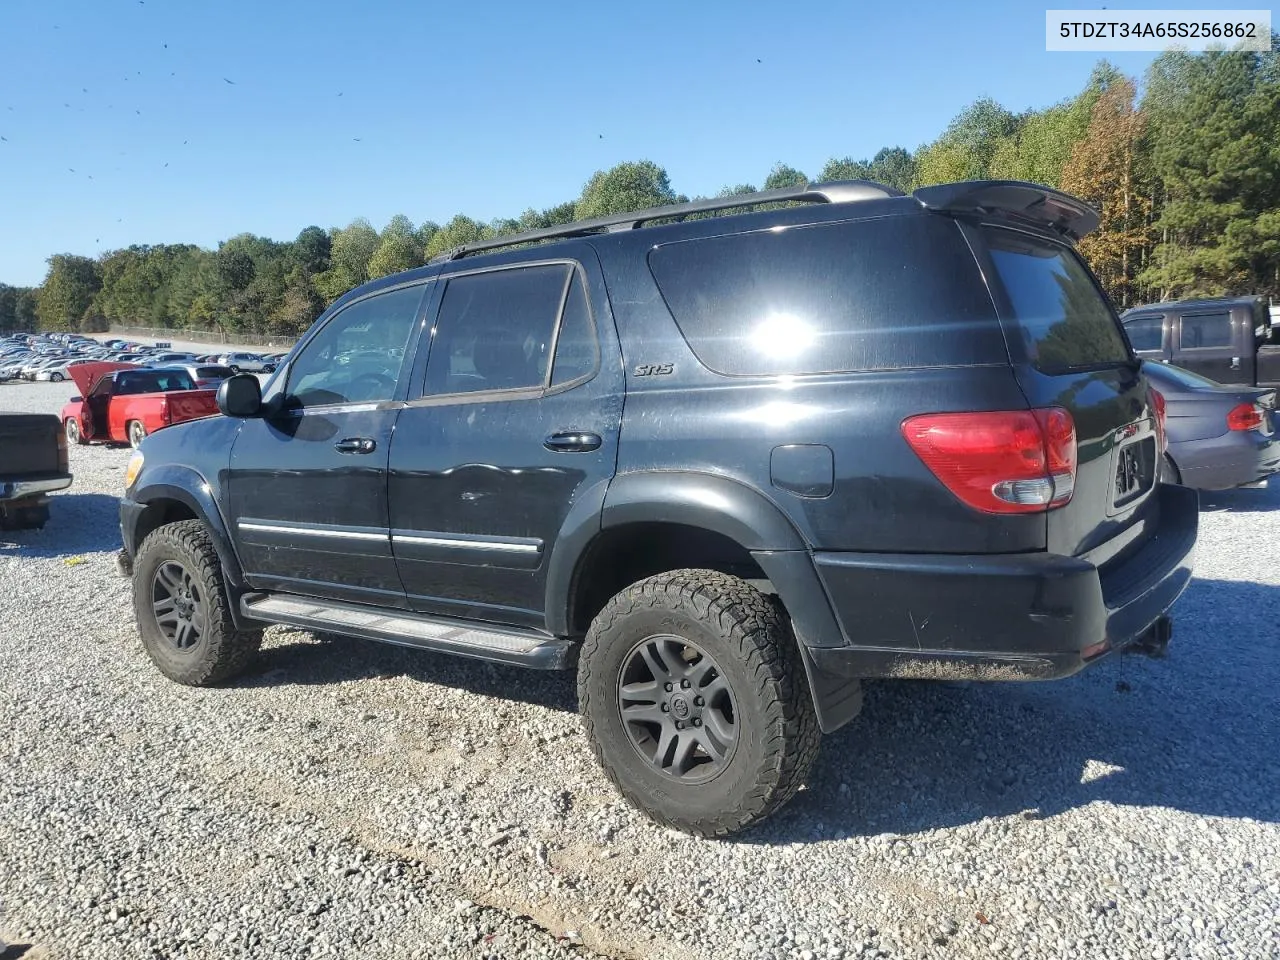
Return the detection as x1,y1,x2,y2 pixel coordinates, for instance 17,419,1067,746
0,474,73,502
1173,432,1280,490
797,483,1198,683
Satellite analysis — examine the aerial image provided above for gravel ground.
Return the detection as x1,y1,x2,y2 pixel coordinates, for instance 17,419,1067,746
2,378,1278,960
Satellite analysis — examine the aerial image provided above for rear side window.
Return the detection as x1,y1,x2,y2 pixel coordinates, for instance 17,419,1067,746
1179,312,1232,349
1123,315,1164,352
195,365,233,379
648,216,1005,376
983,228,1131,373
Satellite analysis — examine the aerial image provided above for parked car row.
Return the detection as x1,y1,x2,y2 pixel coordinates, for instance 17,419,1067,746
0,333,285,383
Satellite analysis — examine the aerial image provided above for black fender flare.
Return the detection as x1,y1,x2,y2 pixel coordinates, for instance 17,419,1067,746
544,470,815,635
128,463,246,593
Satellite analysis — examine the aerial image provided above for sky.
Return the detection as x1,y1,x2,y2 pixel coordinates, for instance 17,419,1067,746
0,0,1185,287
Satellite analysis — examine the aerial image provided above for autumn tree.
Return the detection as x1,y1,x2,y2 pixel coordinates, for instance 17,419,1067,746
1060,78,1153,308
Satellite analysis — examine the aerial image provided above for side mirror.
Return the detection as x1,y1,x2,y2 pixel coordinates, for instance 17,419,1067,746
217,374,262,418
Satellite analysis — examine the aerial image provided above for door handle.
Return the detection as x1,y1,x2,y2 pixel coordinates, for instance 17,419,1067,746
544,431,602,453
334,437,376,454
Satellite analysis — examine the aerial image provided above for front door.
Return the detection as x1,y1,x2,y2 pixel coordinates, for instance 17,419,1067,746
226,281,430,606
387,255,622,628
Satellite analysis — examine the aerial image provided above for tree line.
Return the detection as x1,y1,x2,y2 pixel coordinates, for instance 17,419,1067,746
3,43,1277,339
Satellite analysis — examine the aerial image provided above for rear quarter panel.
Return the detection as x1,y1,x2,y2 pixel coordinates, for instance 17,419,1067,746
590,235,1046,554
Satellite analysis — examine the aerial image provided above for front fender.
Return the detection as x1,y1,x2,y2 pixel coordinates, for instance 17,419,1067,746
126,463,244,589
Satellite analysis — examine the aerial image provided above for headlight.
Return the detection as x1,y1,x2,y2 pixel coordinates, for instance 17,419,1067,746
124,451,145,490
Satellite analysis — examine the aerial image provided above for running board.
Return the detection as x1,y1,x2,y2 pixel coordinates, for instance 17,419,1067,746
240,593,576,670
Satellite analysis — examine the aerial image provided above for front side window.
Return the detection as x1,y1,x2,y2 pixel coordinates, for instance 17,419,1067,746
425,265,570,396
287,284,425,408
1179,312,1232,349
1123,315,1164,352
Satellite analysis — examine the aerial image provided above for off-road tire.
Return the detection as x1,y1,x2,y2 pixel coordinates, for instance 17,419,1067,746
132,519,261,685
578,569,820,837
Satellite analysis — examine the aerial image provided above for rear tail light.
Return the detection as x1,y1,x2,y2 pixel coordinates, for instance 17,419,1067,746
1150,388,1168,452
56,427,69,472
901,407,1077,514
1227,402,1265,432
159,396,170,423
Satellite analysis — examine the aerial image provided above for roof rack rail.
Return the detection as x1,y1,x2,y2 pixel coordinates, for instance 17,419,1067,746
429,179,904,263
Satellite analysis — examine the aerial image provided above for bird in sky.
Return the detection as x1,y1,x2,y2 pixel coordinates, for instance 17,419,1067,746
68,168,75,173
352,137,362,142
223,78,236,85
0,136,7,142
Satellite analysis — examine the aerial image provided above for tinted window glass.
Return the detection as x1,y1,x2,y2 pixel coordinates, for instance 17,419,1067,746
1123,315,1164,352
288,284,424,407
551,271,598,386
116,369,196,393
195,365,234,379
425,265,568,396
984,228,1130,373
648,216,1004,376
1180,312,1232,349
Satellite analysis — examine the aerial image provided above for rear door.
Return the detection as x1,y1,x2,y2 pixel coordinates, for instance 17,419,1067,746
970,224,1156,558
387,254,622,628
1172,309,1244,384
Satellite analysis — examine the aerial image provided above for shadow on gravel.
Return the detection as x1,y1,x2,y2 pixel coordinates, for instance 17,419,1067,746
743,576,1280,845
1199,477,1279,513
236,633,578,714
0,492,122,558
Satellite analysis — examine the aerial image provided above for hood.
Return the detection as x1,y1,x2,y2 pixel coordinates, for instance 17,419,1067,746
69,361,140,397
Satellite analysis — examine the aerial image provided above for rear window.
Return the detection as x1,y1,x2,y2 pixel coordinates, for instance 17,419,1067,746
983,228,1131,374
195,365,233,379
648,215,1006,376
116,370,196,394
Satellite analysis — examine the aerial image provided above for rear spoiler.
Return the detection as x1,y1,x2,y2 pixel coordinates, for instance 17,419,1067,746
913,180,1100,241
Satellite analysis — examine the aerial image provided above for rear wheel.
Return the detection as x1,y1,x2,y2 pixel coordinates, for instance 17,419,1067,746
132,519,262,685
49,371,64,382
64,418,86,445
578,570,820,837
127,420,146,449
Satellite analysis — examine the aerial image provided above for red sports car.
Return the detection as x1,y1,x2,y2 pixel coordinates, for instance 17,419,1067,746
61,362,220,449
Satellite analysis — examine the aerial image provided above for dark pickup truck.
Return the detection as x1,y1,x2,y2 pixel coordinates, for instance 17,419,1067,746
1122,296,1280,388
0,413,72,530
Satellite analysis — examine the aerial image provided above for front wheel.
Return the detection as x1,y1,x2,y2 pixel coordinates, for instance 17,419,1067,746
50,372,64,382
132,519,262,685
127,420,146,449
578,570,820,837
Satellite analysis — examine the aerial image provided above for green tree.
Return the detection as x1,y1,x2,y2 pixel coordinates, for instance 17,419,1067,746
575,160,678,219
292,226,331,274
763,162,807,190
423,215,493,260
1140,43,1280,298
15,289,38,330
37,255,101,331
914,97,1018,185
314,218,380,303
368,214,424,279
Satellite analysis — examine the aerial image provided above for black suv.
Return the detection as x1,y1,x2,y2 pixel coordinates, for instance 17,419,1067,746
119,179,1197,836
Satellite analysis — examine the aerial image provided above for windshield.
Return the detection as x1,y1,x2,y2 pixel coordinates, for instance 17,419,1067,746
983,227,1132,374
